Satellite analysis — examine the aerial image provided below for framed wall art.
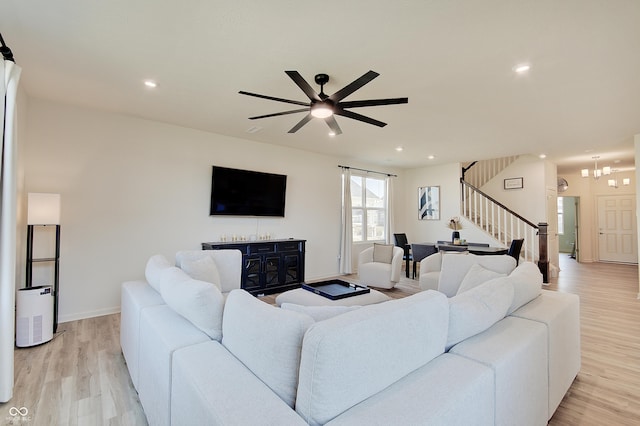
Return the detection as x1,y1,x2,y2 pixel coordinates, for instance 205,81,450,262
504,177,524,190
418,186,440,220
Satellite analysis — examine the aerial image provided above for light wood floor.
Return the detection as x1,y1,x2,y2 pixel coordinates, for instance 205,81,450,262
1,256,638,425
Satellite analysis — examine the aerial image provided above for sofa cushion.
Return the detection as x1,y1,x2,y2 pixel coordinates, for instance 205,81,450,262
326,354,495,426
280,303,362,322
222,290,314,408
446,278,514,350
295,290,449,426
180,255,222,291
438,253,516,297
506,262,543,314
160,275,224,341
145,254,172,292
171,341,308,426
457,263,507,294
373,243,394,263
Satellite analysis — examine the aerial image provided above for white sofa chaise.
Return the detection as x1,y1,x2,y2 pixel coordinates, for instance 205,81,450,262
121,251,580,425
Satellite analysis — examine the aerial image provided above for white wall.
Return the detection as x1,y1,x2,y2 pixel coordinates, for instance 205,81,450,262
23,98,403,322
403,162,474,244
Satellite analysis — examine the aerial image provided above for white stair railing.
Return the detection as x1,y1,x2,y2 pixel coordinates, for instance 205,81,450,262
462,156,519,188
461,179,540,263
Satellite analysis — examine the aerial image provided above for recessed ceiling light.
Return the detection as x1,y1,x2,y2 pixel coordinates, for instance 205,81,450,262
144,80,158,88
427,155,435,160
395,146,404,152
328,131,336,137
513,64,531,74
539,154,547,159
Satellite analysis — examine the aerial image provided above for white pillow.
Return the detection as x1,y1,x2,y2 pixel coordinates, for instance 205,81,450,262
222,290,314,408
160,276,224,341
280,303,362,322
457,263,507,295
446,278,514,350
144,254,172,292
373,243,394,263
180,255,222,291
507,262,543,314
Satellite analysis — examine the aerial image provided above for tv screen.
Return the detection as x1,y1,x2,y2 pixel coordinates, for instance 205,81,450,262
210,166,287,217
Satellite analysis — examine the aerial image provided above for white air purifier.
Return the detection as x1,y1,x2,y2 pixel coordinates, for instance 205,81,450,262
16,286,54,347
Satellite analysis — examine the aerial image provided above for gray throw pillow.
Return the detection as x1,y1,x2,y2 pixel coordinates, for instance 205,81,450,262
373,243,394,264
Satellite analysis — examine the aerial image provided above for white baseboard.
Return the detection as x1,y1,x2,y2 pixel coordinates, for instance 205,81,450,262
58,306,120,324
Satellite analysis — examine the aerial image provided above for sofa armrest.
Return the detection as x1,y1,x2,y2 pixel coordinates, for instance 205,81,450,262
420,252,442,273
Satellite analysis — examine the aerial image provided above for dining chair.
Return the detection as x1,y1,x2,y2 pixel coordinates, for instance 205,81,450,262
507,239,524,265
411,243,437,279
394,233,412,277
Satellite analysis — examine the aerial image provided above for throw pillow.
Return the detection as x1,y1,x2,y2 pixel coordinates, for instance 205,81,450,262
373,243,394,264
507,262,543,314
144,254,172,293
280,303,362,321
222,290,314,408
180,255,222,291
456,263,507,295
160,276,224,341
446,278,514,350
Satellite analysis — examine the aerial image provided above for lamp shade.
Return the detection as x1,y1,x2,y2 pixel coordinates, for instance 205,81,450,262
27,193,61,225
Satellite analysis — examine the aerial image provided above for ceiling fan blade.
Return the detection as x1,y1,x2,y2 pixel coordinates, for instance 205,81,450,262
285,71,321,102
329,70,379,102
339,97,408,108
239,90,309,107
288,113,313,133
324,116,343,135
335,109,387,127
249,108,309,120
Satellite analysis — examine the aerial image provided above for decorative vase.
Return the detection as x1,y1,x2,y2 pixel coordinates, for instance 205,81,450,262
451,231,460,243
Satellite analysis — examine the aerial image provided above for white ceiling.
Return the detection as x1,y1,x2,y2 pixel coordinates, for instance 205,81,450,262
2,0,639,174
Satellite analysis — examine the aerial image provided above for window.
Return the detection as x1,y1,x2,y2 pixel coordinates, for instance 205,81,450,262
557,197,564,235
350,175,387,242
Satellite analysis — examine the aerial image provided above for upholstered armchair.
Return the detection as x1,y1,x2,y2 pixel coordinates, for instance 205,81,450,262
357,244,404,289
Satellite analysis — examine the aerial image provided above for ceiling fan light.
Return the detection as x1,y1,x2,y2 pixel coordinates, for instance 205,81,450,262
311,104,333,119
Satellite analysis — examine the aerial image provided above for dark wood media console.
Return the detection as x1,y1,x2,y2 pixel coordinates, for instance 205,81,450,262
201,239,306,296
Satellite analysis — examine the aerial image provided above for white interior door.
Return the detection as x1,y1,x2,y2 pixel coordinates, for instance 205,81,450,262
597,195,638,263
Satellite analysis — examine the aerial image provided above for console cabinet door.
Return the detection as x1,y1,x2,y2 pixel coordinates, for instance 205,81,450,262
243,255,262,292
281,252,301,285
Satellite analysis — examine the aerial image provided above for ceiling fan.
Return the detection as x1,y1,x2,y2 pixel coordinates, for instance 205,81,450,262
239,70,408,135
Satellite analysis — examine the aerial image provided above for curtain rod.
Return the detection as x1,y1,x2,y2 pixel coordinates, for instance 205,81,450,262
338,165,397,177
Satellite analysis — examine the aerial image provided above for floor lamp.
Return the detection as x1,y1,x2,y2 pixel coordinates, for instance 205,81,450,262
26,193,61,333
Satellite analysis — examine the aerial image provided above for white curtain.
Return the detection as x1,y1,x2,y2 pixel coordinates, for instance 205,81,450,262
339,168,353,274
386,175,394,244
0,59,21,403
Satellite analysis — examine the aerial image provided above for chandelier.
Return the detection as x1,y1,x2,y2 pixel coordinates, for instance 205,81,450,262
581,156,611,180
607,169,631,189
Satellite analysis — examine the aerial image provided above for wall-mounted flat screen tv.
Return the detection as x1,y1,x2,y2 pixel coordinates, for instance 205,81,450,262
210,166,287,217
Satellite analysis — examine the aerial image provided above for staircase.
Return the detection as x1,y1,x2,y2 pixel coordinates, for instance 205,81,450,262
462,156,519,188
460,158,549,281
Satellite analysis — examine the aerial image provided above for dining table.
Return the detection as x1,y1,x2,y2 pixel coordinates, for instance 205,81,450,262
435,242,508,255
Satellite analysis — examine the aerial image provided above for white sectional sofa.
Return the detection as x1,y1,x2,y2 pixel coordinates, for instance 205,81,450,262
121,250,580,425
